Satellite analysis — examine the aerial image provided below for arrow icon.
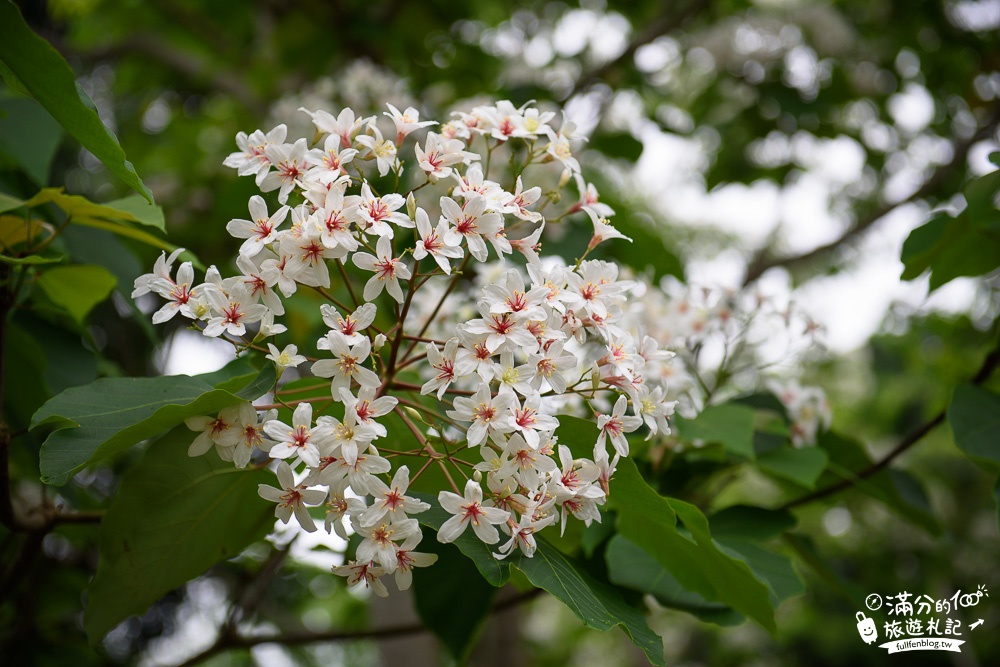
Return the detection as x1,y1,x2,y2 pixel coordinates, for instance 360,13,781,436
970,619,984,630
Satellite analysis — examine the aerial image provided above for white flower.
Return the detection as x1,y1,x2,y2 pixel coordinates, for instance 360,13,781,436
226,195,289,257
258,462,327,532
349,182,412,238
355,517,421,572
440,194,502,262
260,138,309,203
266,343,306,371
392,535,439,591
596,395,643,457
354,125,398,177
413,206,463,273
352,235,411,303
320,302,377,345
263,403,330,468
203,284,269,338
332,560,389,597
437,479,510,544
447,384,514,448
384,103,436,142
312,332,381,394
360,465,431,526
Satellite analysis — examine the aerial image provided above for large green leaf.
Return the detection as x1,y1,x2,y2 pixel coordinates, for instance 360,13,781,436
410,491,510,587
675,403,756,459
948,384,1000,474
510,538,666,666
0,95,62,185
32,365,275,486
900,211,1000,291
84,429,274,642
756,446,829,489
0,1,153,201
610,458,777,633
36,264,117,324
411,533,498,662
606,535,744,626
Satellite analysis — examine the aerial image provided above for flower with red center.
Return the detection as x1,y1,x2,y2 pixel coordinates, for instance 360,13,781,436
351,235,412,303
437,479,510,544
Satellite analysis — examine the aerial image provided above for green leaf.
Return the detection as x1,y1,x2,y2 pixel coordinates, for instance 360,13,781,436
84,429,274,642
995,479,1000,533
589,131,644,162
0,1,153,201
511,537,666,665
900,212,1000,291
948,384,1000,474
610,458,777,633
675,403,756,459
32,365,275,486
756,446,829,489
0,95,62,185
410,491,510,587
24,188,165,232
707,506,797,541
0,191,24,213
36,265,117,324
411,533,497,662
0,253,61,266
606,535,744,626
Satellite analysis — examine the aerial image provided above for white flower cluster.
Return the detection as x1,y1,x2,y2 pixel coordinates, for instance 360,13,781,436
767,379,832,447
133,99,680,597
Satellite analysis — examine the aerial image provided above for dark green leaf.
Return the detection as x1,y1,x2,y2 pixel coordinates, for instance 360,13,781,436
756,446,829,489
0,1,153,201
675,403,756,459
606,535,744,626
708,506,796,541
412,534,497,662
511,537,666,665
610,458,777,633
0,95,62,185
948,384,1000,473
589,131,644,162
33,365,275,485
36,264,117,324
84,429,274,642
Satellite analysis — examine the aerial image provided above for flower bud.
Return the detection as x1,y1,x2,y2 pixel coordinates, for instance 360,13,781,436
406,191,416,220
373,333,387,350
472,469,483,483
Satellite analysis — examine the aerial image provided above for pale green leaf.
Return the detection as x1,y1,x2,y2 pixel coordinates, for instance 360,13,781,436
757,446,829,489
36,264,117,324
675,403,756,459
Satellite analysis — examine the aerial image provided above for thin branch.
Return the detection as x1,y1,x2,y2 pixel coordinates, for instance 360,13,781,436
172,587,544,667
743,107,1000,286
781,340,1000,510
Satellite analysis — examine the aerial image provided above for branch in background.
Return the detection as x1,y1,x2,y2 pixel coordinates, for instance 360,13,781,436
565,0,711,99
77,33,264,115
172,587,543,667
743,107,1000,286
781,341,1000,510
